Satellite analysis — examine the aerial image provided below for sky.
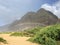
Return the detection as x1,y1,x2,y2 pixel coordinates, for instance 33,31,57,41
0,0,60,26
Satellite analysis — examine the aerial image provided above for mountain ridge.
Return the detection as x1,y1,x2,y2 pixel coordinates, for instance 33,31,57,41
0,8,58,32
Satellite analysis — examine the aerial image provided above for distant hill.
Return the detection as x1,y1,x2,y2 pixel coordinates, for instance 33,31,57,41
0,8,58,32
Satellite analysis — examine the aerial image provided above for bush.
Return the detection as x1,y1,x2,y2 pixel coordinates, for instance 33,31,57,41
29,24,60,45
0,37,7,44
10,32,23,36
24,27,43,37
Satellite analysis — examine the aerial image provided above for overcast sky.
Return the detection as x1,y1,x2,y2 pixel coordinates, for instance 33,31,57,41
0,0,59,26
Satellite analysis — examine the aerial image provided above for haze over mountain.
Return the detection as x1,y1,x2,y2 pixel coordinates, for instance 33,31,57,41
0,8,58,32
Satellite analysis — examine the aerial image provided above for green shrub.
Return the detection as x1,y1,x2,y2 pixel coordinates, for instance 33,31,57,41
29,24,60,45
23,27,43,37
28,27,42,33
0,37,7,44
10,32,23,36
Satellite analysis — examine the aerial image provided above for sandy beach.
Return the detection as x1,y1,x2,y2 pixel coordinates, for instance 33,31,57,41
0,34,39,45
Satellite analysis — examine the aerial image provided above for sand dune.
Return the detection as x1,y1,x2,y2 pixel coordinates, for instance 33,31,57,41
0,34,39,45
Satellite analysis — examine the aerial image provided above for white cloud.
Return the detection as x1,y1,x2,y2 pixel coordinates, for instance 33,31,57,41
41,1,60,18
41,4,57,13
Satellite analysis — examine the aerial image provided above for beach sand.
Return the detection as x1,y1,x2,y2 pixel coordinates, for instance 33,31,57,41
0,34,39,45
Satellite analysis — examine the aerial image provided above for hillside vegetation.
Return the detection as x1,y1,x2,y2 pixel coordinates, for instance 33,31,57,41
0,24,60,45
10,24,60,45
29,24,60,45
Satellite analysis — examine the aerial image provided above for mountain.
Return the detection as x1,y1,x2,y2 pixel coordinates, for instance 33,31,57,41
0,8,58,32
20,8,58,25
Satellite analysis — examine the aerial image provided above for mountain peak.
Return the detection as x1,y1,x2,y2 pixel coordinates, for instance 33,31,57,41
20,8,58,25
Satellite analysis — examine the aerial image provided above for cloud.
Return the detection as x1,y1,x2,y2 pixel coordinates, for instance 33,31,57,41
41,4,57,13
41,1,60,18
